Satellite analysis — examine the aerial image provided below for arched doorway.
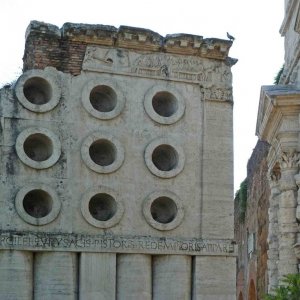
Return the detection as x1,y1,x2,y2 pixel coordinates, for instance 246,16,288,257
238,291,243,300
248,279,256,300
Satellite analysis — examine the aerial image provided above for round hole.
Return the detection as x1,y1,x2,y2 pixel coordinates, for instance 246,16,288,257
23,77,52,105
23,133,53,162
23,189,53,218
89,193,117,221
89,139,116,166
152,92,178,117
152,144,178,171
150,197,178,224
90,85,117,112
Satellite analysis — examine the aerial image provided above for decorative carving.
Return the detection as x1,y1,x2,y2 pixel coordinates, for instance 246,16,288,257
83,46,232,86
132,53,220,83
202,87,233,102
83,47,130,70
279,150,300,169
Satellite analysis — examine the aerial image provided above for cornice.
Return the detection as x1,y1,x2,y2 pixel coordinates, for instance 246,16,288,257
25,21,236,63
256,85,300,143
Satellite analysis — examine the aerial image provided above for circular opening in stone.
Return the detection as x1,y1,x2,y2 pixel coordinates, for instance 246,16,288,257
152,144,178,171
150,197,178,224
23,189,53,218
23,77,53,105
89,139,116,166
23,133,53,162
90,85,117,112
152,92,178,117
88,193,117,221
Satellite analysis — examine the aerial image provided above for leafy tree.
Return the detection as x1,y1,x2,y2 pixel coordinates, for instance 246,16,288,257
264,274,300,300
274,65,284,85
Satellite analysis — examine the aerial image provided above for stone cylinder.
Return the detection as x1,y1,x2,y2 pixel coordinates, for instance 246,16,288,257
0,250,33,299
117,254,151,300
153,255,191,300
34,252,78,299
79,253,116,300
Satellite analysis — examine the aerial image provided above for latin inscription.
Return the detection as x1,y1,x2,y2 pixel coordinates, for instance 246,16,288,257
0,231,236,256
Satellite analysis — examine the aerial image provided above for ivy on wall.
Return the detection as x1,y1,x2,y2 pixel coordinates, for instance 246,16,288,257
235,179,248,222
264,274,300,300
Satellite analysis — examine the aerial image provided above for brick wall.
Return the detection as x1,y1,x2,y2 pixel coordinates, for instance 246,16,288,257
235,140,270,299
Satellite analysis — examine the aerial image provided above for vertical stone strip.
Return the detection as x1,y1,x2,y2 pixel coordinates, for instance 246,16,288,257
152,255,191,300
267,173,280,292
0,250,33,299
277,151,299,278
79,253,116,300
117,254,151,300
192,256,236,299
34,252,78,299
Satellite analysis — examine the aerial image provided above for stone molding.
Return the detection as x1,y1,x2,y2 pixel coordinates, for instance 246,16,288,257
15,127,61,169
15,68,62,113
0,230,236,256
26,21,236,62
15,184,61,226
81,77,126,120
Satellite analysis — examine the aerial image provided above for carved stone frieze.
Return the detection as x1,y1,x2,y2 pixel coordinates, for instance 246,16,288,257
82,46,232,88
202,87,233,102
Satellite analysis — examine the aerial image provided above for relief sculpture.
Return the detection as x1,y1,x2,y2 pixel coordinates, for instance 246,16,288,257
83,46,232,86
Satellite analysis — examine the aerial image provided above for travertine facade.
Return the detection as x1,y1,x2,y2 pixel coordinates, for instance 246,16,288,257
0,21,236,299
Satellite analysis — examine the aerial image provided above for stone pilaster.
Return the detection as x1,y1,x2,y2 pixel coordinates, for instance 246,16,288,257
277,150,299,278
267,171,280,292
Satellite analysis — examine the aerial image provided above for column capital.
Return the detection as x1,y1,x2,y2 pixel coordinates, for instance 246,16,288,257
278,150,299,191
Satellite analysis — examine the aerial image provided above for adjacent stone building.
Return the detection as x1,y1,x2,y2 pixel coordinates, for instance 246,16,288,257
0,21,237,299
235,1,300,298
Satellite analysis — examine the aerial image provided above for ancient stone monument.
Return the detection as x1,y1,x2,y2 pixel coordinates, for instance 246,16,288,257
0,21,237,299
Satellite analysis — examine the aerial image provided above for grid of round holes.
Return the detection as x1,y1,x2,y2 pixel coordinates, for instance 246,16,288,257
15,185,61,226
15,128,61,170
152,144,179,171
81,133,124,174
13,71,187,230
23,77,52,105
152,92,178,117
23,189,53,218
81,187,124,228
89,139,117,166
144,86,185,125
90,85,117,113
82,79,125,120
23,133,53,162
15,70,61,113
150,196,178,224
144,138,185,179
143,191,184,231
88,193,117,221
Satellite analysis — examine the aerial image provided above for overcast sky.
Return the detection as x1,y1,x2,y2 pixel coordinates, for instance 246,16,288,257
0,0,284,191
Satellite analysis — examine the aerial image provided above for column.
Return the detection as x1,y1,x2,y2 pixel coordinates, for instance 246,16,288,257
192,256,236,299
0,250,33,299
152,255,191,300
117,254,151,300
79,253,116,300
34,252,78,299
277,150,299,278
267,171,280,292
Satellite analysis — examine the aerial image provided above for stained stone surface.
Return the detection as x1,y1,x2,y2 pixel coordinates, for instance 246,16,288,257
0,21,236,299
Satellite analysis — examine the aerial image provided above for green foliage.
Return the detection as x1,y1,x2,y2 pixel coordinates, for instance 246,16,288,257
264,274,300,300
274,65,284,85
235,179,248,222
